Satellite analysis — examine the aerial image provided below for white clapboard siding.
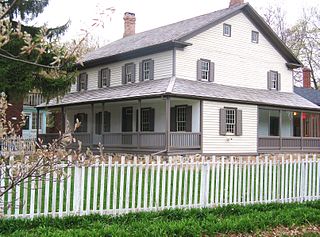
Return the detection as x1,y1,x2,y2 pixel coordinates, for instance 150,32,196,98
202,101,258,154
1,154,320,219
70,50,173,92
175,12,293,93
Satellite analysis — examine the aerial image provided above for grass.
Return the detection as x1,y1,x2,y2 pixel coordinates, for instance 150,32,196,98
0,201,320,236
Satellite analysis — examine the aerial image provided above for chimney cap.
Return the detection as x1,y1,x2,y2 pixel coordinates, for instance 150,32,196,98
124,12,135,17
303,67,311,72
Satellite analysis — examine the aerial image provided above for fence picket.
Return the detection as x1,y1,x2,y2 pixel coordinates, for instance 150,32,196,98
99,161,105,215
149,160,155,209
237,157,242,204
224,158,229,206
113,161,119,214
211,156,216,205
264,156,268,203
281,156,285,203
242,158,246,205
131,157,137,210
93,160,99,212
189,158,194,208
44,173,50,216
312,156,316,200
317,159,320,199
59,173,64,217
183,158,188,207
66,161,72,215
167,157,172,207
268,159,272,203
86,166,92,215
106,157,112,211
251,160,254,204
177,158,183,207
230,157,234,204
220,157,225,206
172,160,178,208
255,157,259,203
194,160,199,207
285,159,289,203
289,156,293,203
161,161,167,209
297,156,301,202
14,182,20,218
119,157,125,212
37,176,42,217
234,158,238,204
143,157,149,210
155,157,161,209
125,161,131,212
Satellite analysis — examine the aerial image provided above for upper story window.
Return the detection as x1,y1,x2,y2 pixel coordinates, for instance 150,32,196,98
251,31,259,43
122,63,136,84
98,68,110,88
220,108,242,136
197,59,215,82
267,70,281,91
139,59,154,81
77,73,88,91
223,24,231,37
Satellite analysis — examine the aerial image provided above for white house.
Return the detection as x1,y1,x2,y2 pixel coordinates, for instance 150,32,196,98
37,0,320,155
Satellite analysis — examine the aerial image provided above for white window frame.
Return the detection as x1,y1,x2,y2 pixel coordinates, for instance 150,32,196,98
270,71,279,90
125,64,134,83
251,31,259,43
223,24,231,37
200,60,210,81
79,73,87,91
101,68,110,87
142,60,151,80
225,108,236,135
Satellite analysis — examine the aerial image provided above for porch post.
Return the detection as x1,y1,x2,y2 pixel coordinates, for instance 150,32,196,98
279,109,282,151
91,103,94,147
165,96,171,152
36,108,40,141
137,99,141,149
61,106,65,133
300,111,303,150
200,100,203,153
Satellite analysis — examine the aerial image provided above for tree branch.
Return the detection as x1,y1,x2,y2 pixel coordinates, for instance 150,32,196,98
0,0,18,20
0,52,60,69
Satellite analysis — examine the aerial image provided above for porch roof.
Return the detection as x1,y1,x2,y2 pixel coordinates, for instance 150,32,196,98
172,79,320,110
38,78,320,111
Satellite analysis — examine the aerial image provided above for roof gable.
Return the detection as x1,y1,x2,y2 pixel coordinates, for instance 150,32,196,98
80,3,301,69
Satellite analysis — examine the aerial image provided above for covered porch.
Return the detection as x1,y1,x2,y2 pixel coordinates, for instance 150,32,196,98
258,108,320,152
38,97,202,154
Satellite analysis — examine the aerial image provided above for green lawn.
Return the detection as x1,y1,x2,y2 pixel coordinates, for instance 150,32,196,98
0,201,320,236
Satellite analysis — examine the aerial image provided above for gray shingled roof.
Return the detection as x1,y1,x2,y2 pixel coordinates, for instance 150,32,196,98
294,87,320,106
38,78,320,110
39,78,171,107
172,79,320,110
82,4,246,63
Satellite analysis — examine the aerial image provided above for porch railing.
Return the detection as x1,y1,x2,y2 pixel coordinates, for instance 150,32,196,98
258,136,320,151
170,132,201,149
39,132,201,151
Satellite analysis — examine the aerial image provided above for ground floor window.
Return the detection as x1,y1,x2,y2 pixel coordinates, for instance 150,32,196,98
170,105,192,132
96,111,111,134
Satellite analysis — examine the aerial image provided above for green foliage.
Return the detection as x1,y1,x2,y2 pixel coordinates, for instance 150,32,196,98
0,201,320,236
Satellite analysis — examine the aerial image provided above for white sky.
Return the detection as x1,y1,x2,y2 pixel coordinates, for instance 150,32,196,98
31,0,319,46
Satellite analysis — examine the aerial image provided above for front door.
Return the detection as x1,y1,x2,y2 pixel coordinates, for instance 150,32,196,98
122,107,133,144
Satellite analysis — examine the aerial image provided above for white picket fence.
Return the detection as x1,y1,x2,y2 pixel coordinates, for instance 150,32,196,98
1,154,320,219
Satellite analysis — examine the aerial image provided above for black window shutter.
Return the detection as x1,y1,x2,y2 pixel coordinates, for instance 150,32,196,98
267,71,271,90
98,70,102,88
150,60,154,80
77,76,80,91
277,73,281,91
84,73,88,90
149,108,155,131
236,109,242,136
209,62,215,82
136,109,139,132
107,69,111,87
122,107,126,132
186,106,192,132
132,64,136,82
139,62,143,81
104,111,111,132
197,60,202,81
170,107,176,132
122,66,126,84
219,108,226,135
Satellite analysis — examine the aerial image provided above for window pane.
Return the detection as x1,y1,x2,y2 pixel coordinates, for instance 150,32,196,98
176,107,186,132
141,109,150,131
201,60,209,80
225,109,236,134
281,111,301,137
23,115,30,130
143,61,150,80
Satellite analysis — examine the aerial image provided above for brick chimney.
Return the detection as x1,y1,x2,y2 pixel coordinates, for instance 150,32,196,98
229,0,244,7
303,67,311,88
123,12,136,37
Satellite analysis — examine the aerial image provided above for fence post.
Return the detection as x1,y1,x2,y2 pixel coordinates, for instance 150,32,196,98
200,157,209,207
73,160,83,215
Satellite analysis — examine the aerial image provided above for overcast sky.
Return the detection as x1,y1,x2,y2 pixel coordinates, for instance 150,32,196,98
32,0,319,46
